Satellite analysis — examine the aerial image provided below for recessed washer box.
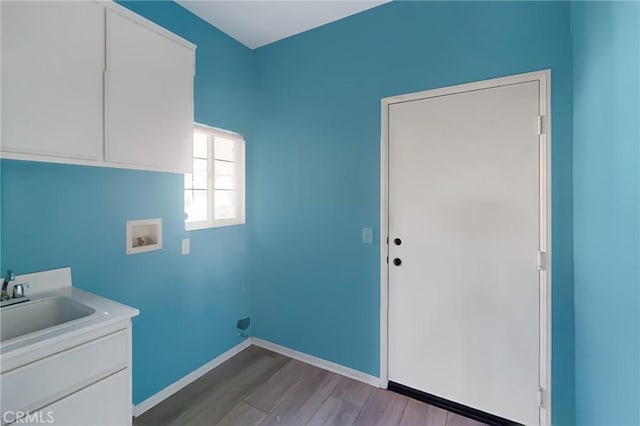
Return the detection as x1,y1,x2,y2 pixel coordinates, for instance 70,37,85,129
126,218,162,255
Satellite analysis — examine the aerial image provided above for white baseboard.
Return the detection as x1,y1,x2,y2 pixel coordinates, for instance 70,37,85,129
133,338,252,417
251,337,381,388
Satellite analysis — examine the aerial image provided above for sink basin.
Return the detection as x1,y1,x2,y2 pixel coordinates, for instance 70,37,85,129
1,297,96,343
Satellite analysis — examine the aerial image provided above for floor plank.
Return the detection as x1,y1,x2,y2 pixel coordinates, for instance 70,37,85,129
260,367,341,426
245,359,315,413
307,396,360,426
446,413,488,426
399,398,448,426
216,401,267,426
351,387,409,426
330,377,373,408
169,353,286,425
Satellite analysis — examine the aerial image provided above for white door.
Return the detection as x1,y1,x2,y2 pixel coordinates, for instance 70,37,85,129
388,80,542,425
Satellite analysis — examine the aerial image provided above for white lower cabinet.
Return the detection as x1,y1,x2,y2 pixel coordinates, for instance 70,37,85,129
24,369,130,426
1,324,134,426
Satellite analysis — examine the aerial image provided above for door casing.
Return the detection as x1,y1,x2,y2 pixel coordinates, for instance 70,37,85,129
379,70,552,426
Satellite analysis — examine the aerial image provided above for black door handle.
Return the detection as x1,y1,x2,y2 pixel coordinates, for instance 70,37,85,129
394,238,402,246
393,258,402,266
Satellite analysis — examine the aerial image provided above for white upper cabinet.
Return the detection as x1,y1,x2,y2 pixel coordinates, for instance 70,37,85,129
1,1,105,160
1,2,196,174
105,9,195,173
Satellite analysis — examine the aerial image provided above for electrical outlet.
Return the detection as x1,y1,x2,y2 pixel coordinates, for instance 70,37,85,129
181,238,190,255
362,227,374,244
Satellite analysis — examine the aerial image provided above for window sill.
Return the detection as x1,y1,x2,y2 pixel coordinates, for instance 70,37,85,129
185,219,245,231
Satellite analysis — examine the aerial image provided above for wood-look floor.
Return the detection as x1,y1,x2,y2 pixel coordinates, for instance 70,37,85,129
134,346,486,426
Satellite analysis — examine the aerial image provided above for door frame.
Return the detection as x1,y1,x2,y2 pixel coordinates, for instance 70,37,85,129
379,70,552,425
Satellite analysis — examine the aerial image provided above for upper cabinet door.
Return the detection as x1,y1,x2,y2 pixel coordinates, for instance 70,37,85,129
1,1,105,160
105,10,195,174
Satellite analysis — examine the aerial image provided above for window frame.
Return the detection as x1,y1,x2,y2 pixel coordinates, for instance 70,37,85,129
185,124,245,230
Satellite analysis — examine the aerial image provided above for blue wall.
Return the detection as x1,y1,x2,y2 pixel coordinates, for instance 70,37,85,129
572,2,640,425
1,1,589,422
250,2,574,423
0,1,254,404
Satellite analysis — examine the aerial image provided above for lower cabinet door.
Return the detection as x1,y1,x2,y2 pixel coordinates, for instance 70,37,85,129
22,369,130,426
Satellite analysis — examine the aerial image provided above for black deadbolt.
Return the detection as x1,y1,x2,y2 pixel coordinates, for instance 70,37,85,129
393,258,402,266
394,238,402,246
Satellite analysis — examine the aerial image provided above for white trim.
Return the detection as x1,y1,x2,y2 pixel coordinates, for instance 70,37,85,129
126,218,162,255
380,70,552,426
0,152,189,174
192,123,245,142
538,70,552,426
132,339,251,417
185,125,246,231
101,1,196,51
379,98,389,390
251,338,381,388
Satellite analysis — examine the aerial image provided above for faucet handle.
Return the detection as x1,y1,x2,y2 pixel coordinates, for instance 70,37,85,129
13,283,28,298
6,270,16,282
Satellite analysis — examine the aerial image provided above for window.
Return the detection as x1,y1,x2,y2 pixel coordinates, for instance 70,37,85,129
184,125,245,230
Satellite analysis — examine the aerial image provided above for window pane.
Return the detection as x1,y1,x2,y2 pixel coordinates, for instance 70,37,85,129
184,190,192,215
214,160,235,190
184,173,193,189
185,189,208,222
192,158,208,190
214,137,235,161
194,132,208,158
214,190,236,219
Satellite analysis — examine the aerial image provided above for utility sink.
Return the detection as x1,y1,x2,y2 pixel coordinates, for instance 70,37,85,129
1,297,96,343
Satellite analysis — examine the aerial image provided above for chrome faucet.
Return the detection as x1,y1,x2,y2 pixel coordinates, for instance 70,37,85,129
1,270,16,301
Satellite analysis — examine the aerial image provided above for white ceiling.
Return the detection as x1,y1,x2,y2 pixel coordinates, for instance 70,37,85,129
176,1,391,49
